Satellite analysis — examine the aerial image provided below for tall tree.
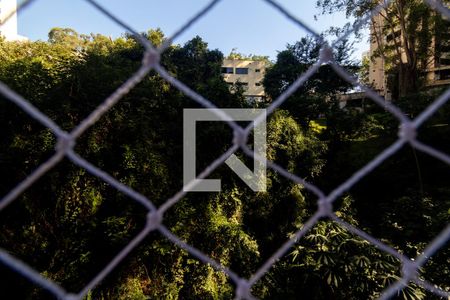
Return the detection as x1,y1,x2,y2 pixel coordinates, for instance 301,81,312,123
263,35,356,128
317,0,450,97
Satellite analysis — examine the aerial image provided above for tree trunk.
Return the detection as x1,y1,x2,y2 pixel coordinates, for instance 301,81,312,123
398,63,418,97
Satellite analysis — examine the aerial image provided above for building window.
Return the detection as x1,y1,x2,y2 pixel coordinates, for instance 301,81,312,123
440,69,450,80
434,71,441,80
235,68,249,74
440,58,450,66
255,82,262,86
255,69,261,72
236,82,248,90
221,67,234,74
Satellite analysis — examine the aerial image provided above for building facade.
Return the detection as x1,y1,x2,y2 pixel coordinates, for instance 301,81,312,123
368,5,450,99
0,0,27,41
221,59,267,102
368,13,392,100
425,28,450,87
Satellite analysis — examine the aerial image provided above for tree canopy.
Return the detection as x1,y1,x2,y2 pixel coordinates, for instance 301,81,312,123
263,35,356,128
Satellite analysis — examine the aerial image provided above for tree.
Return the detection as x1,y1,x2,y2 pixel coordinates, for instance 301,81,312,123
48,27,84,46
263,35,356,128
317,0,450,98
226,48,272,65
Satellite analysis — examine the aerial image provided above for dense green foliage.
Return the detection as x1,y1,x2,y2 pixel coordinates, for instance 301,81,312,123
263,36,357,128
0,26,449,300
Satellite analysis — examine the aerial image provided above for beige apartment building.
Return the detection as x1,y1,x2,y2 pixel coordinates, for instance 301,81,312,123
221,59,267,102
425,34,450,87
368,13,392,100
368,9,450,100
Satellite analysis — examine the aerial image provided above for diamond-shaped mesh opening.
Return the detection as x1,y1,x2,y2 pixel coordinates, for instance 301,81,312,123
159,169,319,284
189,0,315,54
147,0,314,107
71,72,184,205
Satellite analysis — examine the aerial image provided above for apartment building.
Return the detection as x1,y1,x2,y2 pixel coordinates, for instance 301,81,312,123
425,28,450,87
368,13,392,100
0,0,27,41
221,59,267,102
368,7,450,99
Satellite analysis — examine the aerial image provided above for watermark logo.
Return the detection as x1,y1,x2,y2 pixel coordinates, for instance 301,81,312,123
183,108,267,192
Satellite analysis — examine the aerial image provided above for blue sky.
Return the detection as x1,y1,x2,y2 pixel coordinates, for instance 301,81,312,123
17,0,367,61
